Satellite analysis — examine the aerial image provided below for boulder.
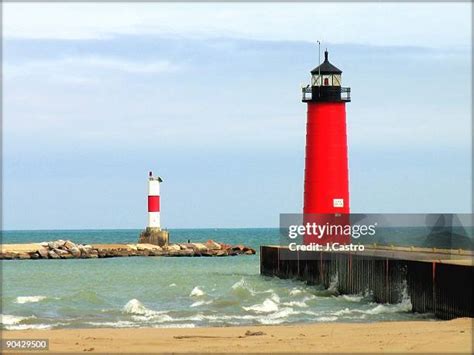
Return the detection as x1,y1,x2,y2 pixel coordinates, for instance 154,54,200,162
193,243,209,252
88,250,99,258
18,253,30,259
215,250,228,257
28,252,40,259
69,247,81,258
40,242,49,247
168,249,194,257
64,240,76,250
48,241,58,249
231,245,246,252
48,240,66,250
78,244,93,254
219,243,232,251
167,244,181,252
54,248,71,258
37,248,49,259
205,240,221,250
48,250,60,259
137,244,162,252
245,249,256,255
149,250,164,256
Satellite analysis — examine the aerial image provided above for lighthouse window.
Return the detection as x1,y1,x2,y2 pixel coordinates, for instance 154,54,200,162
311,75,321,86
333,75,341,86
323,78,329,86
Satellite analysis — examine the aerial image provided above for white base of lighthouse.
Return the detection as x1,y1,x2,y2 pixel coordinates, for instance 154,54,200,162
148,212,161,229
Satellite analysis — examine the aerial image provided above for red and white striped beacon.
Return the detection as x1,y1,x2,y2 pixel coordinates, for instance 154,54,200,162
139,171,169,246
147,171,163,229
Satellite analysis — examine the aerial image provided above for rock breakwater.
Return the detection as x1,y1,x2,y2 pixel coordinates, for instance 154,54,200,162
0,240,256,260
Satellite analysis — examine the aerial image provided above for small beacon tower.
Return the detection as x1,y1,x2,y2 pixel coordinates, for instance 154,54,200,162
138,171,169,246
301,50,351,243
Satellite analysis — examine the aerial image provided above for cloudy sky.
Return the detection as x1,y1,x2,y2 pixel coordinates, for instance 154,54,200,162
3,3,472,229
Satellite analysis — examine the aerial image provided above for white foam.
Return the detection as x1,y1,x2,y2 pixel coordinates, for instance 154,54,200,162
362,283,412,315
333,288,412,317
190,300,213,308
316,316,338,322
266,307,295,320
328,274,339,293
243,298,279,313
153,323,196,328
189,286,205,297
168,283,177,287
333,307,352,316
5,323,53,330
122,299,171,322
270,293,280,303
289,288,302,296
282,301,308,308
123,299,151,315
231,278,258,296
0,314,36,325
258,318,286,325
364,300,412,315
15,296,47,304
340,295,363,302
87,321,138,328
231,279,246,290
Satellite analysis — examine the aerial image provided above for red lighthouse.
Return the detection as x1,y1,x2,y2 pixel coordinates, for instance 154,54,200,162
302,50,351,243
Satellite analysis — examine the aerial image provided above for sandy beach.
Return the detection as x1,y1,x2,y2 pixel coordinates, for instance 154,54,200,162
2,318,472,353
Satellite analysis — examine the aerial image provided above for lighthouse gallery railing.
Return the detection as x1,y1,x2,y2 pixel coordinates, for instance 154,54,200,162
302,86,351,102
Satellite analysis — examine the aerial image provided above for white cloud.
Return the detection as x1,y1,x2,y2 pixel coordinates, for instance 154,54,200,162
4,55,180,83
4,3,471,48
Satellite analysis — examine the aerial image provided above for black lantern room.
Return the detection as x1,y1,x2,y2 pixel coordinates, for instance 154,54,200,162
302,50,351,103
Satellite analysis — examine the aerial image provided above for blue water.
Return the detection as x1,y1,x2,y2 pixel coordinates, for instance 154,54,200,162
1,228,275,249
1,229,434,330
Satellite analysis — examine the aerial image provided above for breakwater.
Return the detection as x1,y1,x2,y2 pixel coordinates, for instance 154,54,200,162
260,245,473,320
0,239,256,260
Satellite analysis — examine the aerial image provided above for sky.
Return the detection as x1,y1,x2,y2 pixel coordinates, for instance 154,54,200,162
2,3,472,230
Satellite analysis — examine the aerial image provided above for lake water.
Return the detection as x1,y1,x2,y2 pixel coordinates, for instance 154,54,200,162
1,228,435,330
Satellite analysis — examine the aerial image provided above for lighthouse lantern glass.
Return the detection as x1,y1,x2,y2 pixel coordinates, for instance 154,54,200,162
311,74,341,87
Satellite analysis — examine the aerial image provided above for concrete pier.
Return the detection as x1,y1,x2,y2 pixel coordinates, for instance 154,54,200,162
260,245,473,319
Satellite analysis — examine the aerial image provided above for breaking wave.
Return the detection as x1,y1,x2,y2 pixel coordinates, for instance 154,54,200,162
190,300,213,308
15,296,48,304
242,298,279,313
189,287,205,297
1,314,36,325
122,299,173,322
5,323,55,330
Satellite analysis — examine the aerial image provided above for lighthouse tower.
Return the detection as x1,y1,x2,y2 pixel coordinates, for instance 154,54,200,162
302,50,351,243
147,171,162,229
138,171,169,246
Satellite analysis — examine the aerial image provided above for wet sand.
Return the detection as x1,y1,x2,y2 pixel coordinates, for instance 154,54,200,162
2,318,472,353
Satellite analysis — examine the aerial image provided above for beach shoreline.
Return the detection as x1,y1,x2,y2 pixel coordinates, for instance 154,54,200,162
2,318,472,353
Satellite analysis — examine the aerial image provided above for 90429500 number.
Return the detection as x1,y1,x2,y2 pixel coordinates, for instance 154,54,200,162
2,339,49,351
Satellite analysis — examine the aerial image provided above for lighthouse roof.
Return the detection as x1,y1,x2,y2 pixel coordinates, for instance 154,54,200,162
310,50,342,75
